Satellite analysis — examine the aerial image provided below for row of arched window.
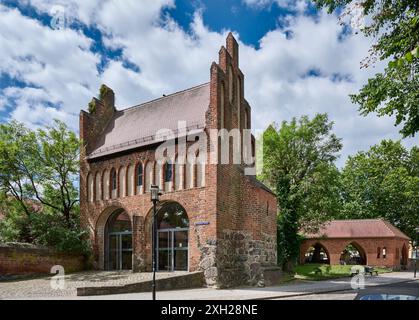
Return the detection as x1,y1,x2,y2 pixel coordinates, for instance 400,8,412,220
86,160,205,202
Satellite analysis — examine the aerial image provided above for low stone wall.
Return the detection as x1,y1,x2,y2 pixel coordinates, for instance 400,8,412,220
77,271,205,296
0,243,87,277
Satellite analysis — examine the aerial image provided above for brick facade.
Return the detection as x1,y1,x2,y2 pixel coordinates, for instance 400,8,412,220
79,33,278,287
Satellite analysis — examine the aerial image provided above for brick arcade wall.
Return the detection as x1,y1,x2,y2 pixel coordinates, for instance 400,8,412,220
0,243,86,276
300,237,410,269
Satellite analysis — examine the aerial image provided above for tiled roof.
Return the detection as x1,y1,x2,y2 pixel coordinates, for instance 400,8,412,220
88,83,210,159
303,219,410,240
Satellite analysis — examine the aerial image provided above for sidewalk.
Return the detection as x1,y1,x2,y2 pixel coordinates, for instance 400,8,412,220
21,271,417,300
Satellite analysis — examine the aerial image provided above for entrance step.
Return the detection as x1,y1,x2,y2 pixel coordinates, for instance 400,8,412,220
76,271,205,296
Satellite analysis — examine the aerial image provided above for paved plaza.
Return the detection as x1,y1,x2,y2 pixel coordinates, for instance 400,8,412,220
1,271,416,300
0,270,188,299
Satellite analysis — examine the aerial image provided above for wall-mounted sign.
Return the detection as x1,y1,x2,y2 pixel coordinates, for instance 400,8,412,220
195,221,210,226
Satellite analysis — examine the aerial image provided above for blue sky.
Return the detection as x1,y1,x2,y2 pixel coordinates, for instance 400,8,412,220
0,0,416,166
163,0,303,47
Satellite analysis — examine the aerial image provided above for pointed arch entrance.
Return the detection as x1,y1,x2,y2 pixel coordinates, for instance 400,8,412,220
340,242,367,265
401,244,408,267
304,243,330,264
105,209,133,270
155,202,189,271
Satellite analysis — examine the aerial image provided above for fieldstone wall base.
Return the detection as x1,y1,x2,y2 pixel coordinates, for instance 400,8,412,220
198,230,277,288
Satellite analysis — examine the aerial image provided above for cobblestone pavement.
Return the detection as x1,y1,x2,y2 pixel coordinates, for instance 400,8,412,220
1,271,416,300
0,271,188,299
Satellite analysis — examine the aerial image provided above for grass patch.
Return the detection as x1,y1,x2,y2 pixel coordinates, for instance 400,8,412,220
294,264,392,281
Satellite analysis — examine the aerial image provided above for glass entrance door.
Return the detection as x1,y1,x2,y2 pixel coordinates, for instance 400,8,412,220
108,232,132,270
157,228,188,271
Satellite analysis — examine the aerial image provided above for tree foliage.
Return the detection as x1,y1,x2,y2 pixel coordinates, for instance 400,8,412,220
0,120,89,254
314,0,419,137
339,140,419,239
261,114,342,269
0,120,79,226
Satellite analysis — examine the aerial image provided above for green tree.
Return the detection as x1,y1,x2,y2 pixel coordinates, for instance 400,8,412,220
0,120,79,227
340,140,419,239
261,114,343,270
0,120,89,254
0,194,32,243
314,0,419,137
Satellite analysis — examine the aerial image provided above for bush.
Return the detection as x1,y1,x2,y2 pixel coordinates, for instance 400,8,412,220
30,211,91,256
0,201,33,243
0,199,91,256
0,212,30,242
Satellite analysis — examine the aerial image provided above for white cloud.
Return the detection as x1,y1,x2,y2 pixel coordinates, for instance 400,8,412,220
238,10,417,166
94,4,225,101
0,4,100,129
3,86,74,129
0,1,416,166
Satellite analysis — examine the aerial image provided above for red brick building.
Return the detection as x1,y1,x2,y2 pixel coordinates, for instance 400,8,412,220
79,33,278,287
300,219,410,269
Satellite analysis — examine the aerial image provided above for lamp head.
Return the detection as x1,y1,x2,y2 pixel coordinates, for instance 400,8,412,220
150,185,160,201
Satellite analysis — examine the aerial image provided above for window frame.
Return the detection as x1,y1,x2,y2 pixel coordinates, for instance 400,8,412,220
137,164,143,187
164,161,173,183
110,168,117,191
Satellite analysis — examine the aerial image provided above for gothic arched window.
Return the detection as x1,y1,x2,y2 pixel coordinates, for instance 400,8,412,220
164,161,173,183
137,164,143,187
110,168,117,191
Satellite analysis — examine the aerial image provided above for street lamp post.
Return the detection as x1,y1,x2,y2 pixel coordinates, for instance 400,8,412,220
414,227,419,278
150,185,161,300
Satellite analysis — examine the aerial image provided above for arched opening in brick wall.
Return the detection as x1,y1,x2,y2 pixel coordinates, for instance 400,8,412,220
163,160,173,191
340,242,367,265
145,201,189,272
401,243,408,267
110,168,117,199
303,242,330,264
103,208,132,271
135,162,143,194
